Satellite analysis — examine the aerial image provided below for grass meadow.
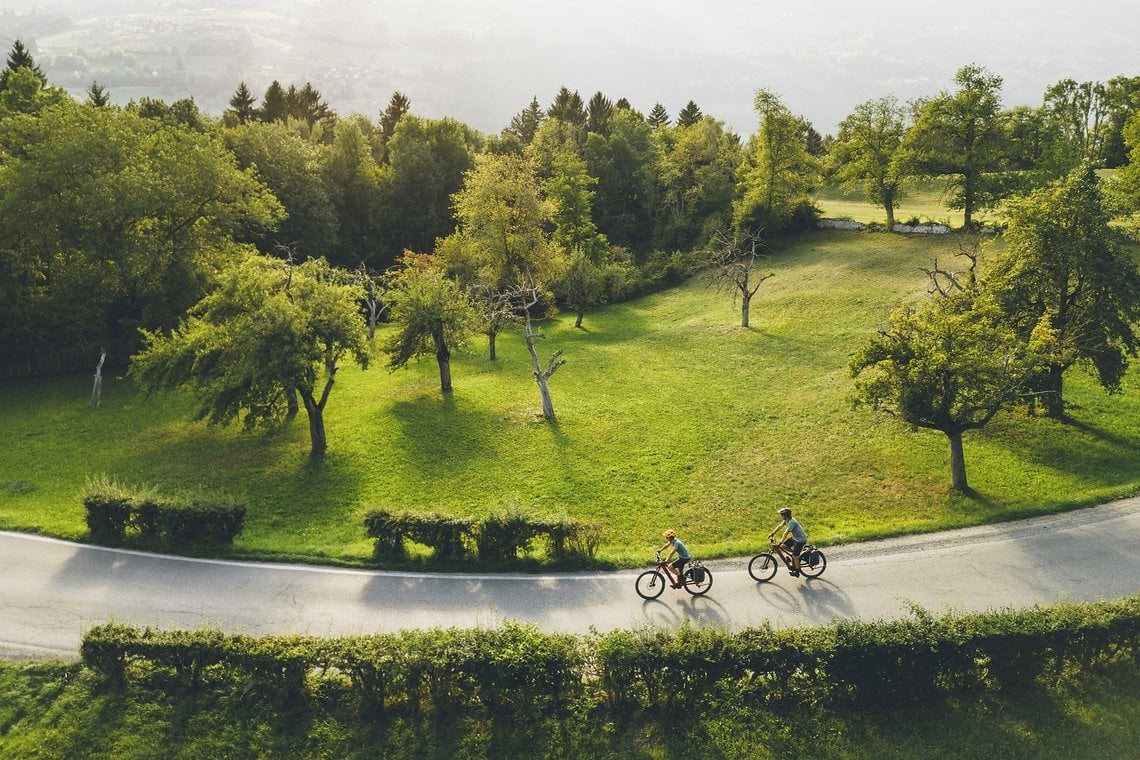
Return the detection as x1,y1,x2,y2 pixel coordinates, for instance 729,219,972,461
1,230,1138,567
813,177,1005,227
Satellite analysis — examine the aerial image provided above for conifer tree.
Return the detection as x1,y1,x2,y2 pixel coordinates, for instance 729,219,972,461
227,81,257,124
677,100,703,127
647,102,670,128
258,80,289,123
507,96,545,144
86,81,110,108
0,39,47,90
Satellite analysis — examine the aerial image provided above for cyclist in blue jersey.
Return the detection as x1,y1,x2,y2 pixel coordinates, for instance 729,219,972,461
658,529,691,588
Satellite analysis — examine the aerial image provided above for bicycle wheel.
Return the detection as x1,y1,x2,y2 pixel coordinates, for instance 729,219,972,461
748,553,779,582
683,566,713,596
799,547,826,578
635,569,666,599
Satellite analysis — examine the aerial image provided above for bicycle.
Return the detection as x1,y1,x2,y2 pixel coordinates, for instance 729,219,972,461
635,552,713,599
748,538,826,581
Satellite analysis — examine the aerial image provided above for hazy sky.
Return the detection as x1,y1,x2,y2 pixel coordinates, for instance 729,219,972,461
5,0,1138,135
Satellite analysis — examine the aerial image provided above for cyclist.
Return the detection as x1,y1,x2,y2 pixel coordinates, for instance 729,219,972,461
768,507,808,576
658,529,691,588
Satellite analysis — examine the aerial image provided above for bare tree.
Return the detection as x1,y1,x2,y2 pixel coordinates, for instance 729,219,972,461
920,236,981,297
703,228,774,328
517,286,565,421
90,348,106,408
355,263,390,340
469,284,520,361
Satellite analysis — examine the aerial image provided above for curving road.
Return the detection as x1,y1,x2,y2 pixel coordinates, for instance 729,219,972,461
2,498,1138,660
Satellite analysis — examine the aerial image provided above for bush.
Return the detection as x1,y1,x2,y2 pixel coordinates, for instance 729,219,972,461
82,475,134,543
477,508,541,562
362,510,406,559
81,475,244,546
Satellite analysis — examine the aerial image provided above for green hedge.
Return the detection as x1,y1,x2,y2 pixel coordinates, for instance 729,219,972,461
363,509,601,565
80,597,1139,718
82,475,245,546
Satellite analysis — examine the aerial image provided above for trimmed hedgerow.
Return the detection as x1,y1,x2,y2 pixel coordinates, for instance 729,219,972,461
363,509,602,565
81,475,245,546
79,596,1139,719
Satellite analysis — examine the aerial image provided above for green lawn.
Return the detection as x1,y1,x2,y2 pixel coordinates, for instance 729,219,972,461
814,177,1004,227
2,230,1138,566
1,658,1137,758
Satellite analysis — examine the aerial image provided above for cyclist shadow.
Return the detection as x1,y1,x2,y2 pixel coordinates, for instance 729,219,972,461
751,577,855,624
637,594,732,628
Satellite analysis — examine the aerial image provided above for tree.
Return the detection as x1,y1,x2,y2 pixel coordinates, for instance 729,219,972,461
583,110,657,254
383,253,477,393
321,117,385,267
850,292,1043,493
586,91,614,134
227,81,257,124
518,286,565,420
223,120,339,260
86,81,110,108
0,40,46,90
440,152,560,359
258,80,289,123
900,64,1012,229
0,101,282,356
378,90,411,160
676,100,703,127
653,115,741,251
1043,78,1106,167
830,96,907,228
734,89,821,233
647,103,670,129
377,114,481,260
988,163,1140,417
1100,76,1140,168
287,82,334,136
506,96,545,144
547,87,586,128
702,229,773,328
130,256,369,456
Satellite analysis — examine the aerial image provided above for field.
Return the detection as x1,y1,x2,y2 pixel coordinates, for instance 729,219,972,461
812,177,1004,227
1,230,1138,567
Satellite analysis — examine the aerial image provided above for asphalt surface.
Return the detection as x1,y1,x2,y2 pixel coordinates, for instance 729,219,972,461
2,497,1138,660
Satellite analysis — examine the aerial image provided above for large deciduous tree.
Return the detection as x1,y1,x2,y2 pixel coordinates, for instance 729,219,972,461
988,163,1140,417
653,115,741,251
850,292,1043,493
734,89,821,233
130,256,368,455
830,96,907,228
0,100,282,356
900,64,1012,230
383,253,477,393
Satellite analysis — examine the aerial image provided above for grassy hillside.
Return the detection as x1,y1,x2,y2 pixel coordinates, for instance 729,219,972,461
1,230,1137,566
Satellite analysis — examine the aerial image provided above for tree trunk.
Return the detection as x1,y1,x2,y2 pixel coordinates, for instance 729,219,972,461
946,429,970,493
284,384,299,418
740,293,751,328
488,331,497,361
884,195,896,229
1041,364,1065,418
434,329,452,393
301,392,326,455
89,349,106,408
535,375,555,419
575,308,584,329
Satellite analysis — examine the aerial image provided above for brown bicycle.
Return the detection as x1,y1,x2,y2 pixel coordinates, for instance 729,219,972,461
749,538,827,581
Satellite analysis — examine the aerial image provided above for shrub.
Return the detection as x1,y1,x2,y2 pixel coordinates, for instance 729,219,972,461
477,508,541,562
81,476,245,547
401,512,475,561
362,510,407,559
82,475,134,543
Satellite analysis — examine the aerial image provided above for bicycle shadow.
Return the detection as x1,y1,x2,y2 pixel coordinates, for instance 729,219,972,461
749,576,854,625
636,593,732,628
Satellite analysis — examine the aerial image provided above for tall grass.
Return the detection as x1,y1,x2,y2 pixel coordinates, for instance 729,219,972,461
1,231,1137,566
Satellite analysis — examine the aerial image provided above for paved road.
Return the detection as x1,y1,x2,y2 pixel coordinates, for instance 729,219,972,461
2,498,1138,660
